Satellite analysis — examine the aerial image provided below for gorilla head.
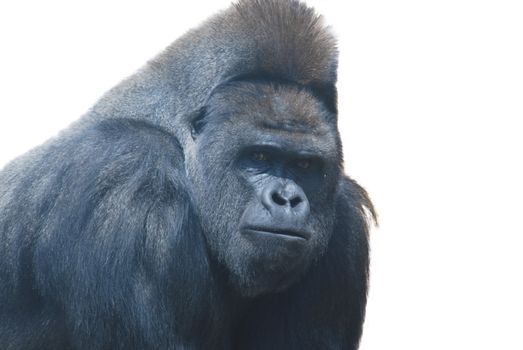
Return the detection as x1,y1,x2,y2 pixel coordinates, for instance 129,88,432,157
187,81,341,296
0,1,375,349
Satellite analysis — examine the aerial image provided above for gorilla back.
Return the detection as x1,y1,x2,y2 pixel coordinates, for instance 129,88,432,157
0,1,375,349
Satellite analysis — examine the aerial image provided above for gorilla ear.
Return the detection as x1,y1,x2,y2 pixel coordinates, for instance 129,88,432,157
190,107,208,140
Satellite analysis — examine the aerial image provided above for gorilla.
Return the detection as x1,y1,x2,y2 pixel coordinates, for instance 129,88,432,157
0,0,375,349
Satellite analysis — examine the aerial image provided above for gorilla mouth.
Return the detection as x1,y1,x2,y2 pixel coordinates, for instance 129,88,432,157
242,226,311,240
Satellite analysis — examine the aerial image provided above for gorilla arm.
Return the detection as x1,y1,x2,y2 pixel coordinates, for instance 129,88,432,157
0,119,227,349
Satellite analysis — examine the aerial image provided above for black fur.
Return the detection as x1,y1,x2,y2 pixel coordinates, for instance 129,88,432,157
0,1,375,349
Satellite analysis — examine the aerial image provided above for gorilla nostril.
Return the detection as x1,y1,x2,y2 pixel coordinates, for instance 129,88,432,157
271,192,287,206
289,197,302,208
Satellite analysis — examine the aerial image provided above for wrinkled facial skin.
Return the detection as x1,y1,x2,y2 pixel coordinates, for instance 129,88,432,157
186,82,341,297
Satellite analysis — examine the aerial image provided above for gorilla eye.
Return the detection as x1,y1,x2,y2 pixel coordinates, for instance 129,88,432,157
251,152,270,162
296,159,311,169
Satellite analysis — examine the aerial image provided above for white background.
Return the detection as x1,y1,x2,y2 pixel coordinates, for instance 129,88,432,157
0,1,522,349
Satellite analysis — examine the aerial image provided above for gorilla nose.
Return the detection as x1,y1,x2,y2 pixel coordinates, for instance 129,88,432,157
262,180,310,219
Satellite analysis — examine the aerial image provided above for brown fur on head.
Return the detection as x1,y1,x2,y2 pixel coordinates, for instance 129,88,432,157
90,0,339,139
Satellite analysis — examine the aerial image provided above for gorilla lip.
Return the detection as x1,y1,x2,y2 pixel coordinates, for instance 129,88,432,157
241,226,311,240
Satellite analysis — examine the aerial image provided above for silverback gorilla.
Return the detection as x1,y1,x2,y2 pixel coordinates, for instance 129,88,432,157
0,0,376,349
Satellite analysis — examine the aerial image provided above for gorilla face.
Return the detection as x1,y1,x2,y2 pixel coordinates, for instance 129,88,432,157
186,82,342,297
